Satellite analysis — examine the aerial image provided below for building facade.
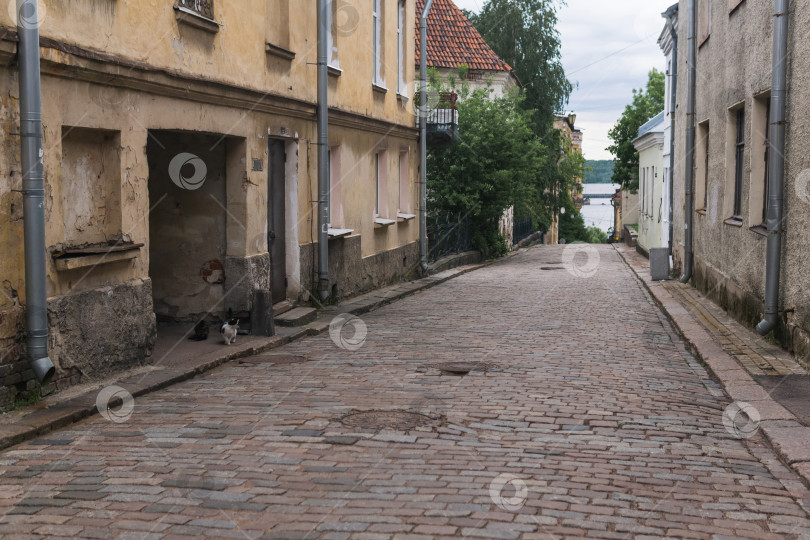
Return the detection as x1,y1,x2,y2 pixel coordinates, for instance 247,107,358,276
0,0,420,408
633,111,666,254
672,0,810,360
551,114,584,245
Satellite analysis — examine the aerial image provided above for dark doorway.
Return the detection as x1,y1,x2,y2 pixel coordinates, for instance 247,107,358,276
147,131,227,320
268,139,287,302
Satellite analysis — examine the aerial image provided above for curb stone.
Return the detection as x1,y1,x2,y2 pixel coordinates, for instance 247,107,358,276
614,245,810,486
0,249,522,451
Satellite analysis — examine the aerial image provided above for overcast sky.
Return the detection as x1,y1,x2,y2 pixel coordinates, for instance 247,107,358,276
452,0,677,160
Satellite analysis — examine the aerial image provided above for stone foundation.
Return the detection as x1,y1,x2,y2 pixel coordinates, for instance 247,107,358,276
299,239,421,302
0,305,32,411
692,256,794,352
48,278,157,382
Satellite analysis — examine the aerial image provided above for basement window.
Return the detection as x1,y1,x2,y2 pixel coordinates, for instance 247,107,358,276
174,1,221,33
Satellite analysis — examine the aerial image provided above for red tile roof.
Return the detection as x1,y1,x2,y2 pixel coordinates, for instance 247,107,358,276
415,0,514,73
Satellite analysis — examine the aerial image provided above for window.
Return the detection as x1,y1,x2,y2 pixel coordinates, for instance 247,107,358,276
749,93,771,226
732,108,745,218
696,120,710,211
398,151,409,212
397,0,406,94
375,151,388,217
373,0,384,86
328,147,343,226
327,0,340,69
699,0,711,46
266,0,291,55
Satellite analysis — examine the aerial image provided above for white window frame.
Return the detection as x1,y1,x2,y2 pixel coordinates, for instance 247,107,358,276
375,153,381,216
397,0,405,94
373,0,382,85
327,0,339,69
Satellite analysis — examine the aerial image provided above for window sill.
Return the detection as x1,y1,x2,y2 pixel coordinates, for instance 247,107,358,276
750,225,768,237
724,216,744,227
328,65,342,78
372,83,388,95
52,243,144,272
328,227,353,238
374,217,397,229
266,43,295,61
397,93,409,104
174,5,221,33
397,212,416,223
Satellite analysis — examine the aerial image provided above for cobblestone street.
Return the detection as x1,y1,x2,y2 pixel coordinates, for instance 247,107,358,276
2,245,810,539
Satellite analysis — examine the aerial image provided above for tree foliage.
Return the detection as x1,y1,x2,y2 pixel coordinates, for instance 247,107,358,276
583,160,615,184
427,82,548,256
468,0,572,134
606,69,665,191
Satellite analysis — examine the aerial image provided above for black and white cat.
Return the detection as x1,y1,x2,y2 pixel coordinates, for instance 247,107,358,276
220,318,239,345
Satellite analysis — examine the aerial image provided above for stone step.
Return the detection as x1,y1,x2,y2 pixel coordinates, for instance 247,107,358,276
275,307,318,327
273,300,294,317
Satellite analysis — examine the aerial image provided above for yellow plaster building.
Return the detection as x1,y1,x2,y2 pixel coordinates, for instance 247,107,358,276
0,0,420,407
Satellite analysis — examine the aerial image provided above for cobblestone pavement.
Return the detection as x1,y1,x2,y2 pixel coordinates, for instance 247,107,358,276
2,245,810,539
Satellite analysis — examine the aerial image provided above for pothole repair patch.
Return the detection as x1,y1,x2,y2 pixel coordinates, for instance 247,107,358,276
339,410,441,431
435,361,494,375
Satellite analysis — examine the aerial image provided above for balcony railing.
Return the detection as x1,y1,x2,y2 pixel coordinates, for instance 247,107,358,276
176,0,213,20
420,91,459,146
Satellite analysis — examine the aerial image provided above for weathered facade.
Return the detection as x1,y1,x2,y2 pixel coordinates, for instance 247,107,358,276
0,0,420,409
672,0,810,361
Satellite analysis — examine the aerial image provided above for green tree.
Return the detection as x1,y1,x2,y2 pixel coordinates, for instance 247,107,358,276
606,68,665,191
427,84,547,258
469,0,572,135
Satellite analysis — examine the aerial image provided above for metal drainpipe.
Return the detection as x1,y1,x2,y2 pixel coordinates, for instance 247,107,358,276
317,0,330,300
667,12,678,260
419,0,434,272
756,0,789,336
16,1,55,384
680,0,697,283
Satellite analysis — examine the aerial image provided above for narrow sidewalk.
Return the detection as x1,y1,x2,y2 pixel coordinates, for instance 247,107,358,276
616,244,810,485
0,253,515,450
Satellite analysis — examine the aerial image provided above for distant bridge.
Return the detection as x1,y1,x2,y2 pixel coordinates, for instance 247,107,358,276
585,193,614,199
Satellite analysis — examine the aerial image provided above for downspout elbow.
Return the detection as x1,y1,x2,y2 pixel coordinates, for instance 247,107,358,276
756,315,777,336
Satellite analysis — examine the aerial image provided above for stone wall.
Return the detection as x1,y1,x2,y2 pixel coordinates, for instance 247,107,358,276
48,278,157,382
299,239,421,302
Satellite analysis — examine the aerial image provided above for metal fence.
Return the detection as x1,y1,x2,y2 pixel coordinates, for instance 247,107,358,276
427,214,473,262
513,216,535,244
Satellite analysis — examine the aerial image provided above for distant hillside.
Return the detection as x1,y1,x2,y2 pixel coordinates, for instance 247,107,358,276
584,160,615,184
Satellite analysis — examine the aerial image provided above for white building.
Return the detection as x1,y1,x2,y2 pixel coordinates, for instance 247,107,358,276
633,112,666,254
659,3,679,253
